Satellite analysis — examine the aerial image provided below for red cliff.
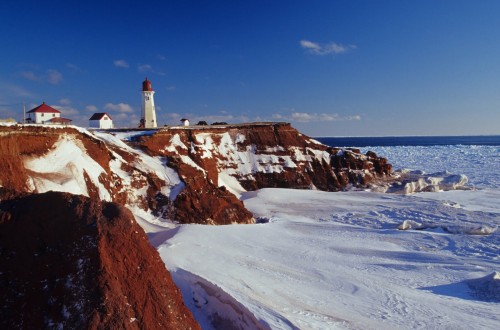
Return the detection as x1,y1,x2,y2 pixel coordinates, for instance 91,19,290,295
0,189,199,329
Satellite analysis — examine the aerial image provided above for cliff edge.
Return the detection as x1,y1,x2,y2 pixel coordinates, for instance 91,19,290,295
0,123,392,225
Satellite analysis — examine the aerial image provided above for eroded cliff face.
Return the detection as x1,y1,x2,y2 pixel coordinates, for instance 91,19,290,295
139,122,392,193
0,123,392,328
0,123,392,225
0,189,199,330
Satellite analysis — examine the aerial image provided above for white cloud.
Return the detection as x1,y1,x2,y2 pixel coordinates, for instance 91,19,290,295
166,86,176,91
104,102,134,113
114,59,129,68
300,40,356,55
273,111,361,123
166,113,181,119
46,69,63,84
53,105,80,116
138,64,152,72
85,105,98,112
300,40,322,53
59,98,71,106
109,113,141,129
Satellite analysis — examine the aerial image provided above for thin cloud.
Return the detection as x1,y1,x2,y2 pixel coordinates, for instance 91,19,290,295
273,111,361,123
46,69,63,84
20,71,40,81
59,98,71,106
300,40,356,55
114,59,130,68
0,82,35,98
85,105,98,112
66,63,83,72
138,64,152,72
166,113,181,119
19,67,64,84
138,64,165,76
104,102,134,113
52,105,80,116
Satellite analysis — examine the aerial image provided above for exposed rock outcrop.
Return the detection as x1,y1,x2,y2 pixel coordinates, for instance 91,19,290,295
0,189,200,329
0,123,392,329
139,122,391,192
0,123,393,225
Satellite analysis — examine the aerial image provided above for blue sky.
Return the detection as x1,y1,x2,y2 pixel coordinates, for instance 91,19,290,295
1,0,499,136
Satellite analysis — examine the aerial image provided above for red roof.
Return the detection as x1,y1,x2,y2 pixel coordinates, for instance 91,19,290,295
27,102,61,114
142,77,153,91
89,112,112,120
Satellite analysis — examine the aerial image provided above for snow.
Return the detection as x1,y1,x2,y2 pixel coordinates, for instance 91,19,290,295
152,144,500,330
25,134,111,200
362,145,500,189
18,127,499,329
166,133,188,152
23,130,184,225
92,131,184,201
381,170,470,194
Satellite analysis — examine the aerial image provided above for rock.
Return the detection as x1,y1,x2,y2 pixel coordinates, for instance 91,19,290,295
0,123,394,225
139,122,392,194
0,190,200,330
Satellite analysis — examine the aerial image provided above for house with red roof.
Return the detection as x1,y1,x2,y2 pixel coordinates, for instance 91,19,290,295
89,112,113,129
26,102,72,125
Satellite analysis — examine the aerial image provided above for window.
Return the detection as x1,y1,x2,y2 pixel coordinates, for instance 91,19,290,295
41,113,44,117
53,114,56,117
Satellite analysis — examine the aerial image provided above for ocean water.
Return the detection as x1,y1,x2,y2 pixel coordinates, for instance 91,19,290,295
316,135,500,189
315,135,500,147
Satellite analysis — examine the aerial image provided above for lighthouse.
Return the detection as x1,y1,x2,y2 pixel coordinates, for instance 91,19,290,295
141,77,157,128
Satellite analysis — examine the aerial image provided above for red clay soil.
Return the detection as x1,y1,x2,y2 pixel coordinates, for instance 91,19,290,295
169,157,254,224
0,189,200,330
139,122,392,192
0,124,392,225
0,126,112,193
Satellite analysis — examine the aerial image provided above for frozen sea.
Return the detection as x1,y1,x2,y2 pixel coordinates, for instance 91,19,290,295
149,137,500,330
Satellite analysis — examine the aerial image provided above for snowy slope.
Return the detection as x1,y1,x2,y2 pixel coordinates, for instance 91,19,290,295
155,145,500,330
22,129,183,225
11,125,499,329
25,134,110,199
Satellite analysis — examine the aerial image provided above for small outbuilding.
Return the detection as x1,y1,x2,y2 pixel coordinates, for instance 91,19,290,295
89,112,113,129
180,118,190,126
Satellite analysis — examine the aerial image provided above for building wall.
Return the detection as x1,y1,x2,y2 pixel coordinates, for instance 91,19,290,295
142,91,157,128
35,112,60,124
89,117,113,129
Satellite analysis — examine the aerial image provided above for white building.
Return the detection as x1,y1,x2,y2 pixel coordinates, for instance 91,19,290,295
180,118,190,126
140,77,157,128
26,102,72,125
89,112,113,129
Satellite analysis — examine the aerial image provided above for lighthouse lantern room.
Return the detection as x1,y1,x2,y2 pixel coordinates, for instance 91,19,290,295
140,77,157,128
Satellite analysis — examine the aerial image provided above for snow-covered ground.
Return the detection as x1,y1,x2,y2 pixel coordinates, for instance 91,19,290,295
151,144,500,330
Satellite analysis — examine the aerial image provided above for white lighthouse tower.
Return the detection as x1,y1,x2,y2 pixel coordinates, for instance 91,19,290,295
141,77,157,128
